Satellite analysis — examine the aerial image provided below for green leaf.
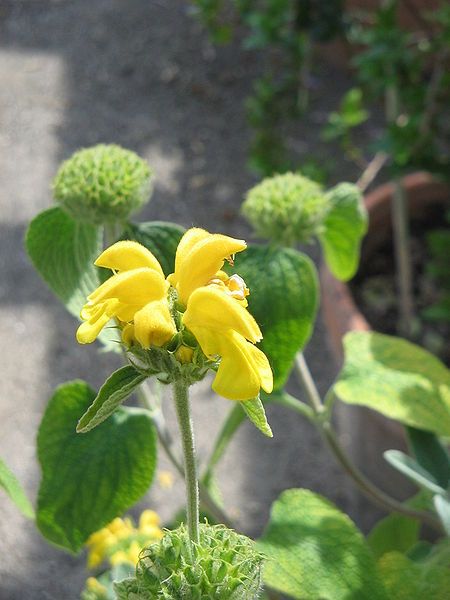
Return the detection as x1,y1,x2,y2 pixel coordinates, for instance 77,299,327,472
257,489,388,599
77,366,147,433
123,221,185,276
433,495,450,535
319,183,368,281
114,578,140,599
406,427,450,490
26,206,102,316
37,380,157,552
241,396,273,437
384,450,447,494
232,245,318,390
0,457,34,519
367,513,419,560
334,332,450,436
378,550,450,600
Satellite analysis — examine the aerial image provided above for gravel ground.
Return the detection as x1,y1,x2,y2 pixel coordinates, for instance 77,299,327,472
0,2,377,598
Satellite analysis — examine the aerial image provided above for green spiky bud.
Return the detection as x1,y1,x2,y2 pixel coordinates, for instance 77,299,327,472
114,524,265,599
53,144,153,225
242,172,329,245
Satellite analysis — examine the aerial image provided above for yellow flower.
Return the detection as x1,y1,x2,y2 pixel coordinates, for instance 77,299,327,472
76,228,273,401
172,228,273,401
139,509,161,528
86,577,108,595
86,512,164,570
76,241,175,347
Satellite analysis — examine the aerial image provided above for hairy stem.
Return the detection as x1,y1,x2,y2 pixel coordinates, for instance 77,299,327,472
138,383,233,527
321,422,442,532
173,379,200,544
294,353,323,414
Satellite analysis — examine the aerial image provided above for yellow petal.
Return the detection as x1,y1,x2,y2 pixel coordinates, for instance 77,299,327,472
139,510,161,528
213,332,272,400
172,229,247,303
95,241,164,277
183,286,261,343
174,228,210,275
189,327,272,401
76,298,121,344
88,268,168,306
133,300,176,348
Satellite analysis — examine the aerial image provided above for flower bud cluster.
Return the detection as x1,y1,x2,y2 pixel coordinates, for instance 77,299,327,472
53,144,153,225
242,172,329,245
114,523,264,599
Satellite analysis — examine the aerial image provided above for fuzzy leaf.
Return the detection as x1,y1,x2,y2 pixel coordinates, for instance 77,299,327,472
319,183,368,281
406,427,450,490
0,457,34,519
334,332,450,436
37,381,157,552
434,495,450,535
384,450,447,494
257,489,388,599
241,396,272,437
232,245,318,390
77,366,147,433
378,548,450,600
367,513,419,559
26,206,102,316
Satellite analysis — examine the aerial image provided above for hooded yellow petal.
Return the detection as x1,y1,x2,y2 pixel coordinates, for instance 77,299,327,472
183,286,261,343
133,300,176,348
189,327,272,401
174,228,210,275
95,241,164,277
172,229,246,304
214,330,272,400
88,268,168,306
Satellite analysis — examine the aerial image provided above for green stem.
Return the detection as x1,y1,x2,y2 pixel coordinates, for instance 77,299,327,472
385,80,414,338
173,379,200,544
138,383,233,527
294,353,324,415
321,422,442,532
391,179,414,338
294,352,442,532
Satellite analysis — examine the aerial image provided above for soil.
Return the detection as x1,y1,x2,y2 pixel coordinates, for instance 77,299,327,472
351,204,450,365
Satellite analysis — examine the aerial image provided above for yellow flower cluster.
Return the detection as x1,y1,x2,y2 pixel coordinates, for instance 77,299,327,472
86,510,163,570
76,228,273,402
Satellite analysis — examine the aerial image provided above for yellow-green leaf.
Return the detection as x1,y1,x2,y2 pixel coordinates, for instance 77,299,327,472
241,396,273,437
378,547,450,600
334,332,450,436
257,489,388,599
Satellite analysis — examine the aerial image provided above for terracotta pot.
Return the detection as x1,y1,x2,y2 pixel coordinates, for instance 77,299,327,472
320,172,450,516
